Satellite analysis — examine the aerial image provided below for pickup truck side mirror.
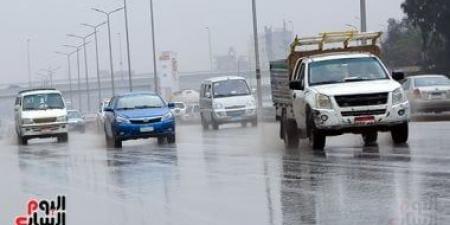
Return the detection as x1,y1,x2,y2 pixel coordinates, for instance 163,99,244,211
392,71,405,82
289,80,303,90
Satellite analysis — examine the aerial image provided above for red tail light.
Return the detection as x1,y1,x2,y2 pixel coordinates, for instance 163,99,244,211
413,89,422,98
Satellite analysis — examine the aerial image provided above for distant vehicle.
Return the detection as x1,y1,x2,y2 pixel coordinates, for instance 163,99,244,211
171,90,201,122
171,102,187,118
96,98,110,130
270,31,410,150
199,76,257,130
402,75,450,113
14,88,69,145
103,93,176,148
67,110,86,132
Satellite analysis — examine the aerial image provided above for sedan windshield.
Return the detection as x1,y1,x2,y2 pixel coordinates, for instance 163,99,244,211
116,95,164,110
415,77,450,87
22,93,65,111
309,57,388,86
68,111,82,119
213,79,250,98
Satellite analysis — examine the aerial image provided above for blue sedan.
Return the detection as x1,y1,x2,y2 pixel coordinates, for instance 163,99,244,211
104,93,176,148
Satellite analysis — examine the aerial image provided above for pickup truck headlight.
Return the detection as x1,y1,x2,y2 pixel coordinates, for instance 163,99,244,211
56,115,67,122
22,118,33,125
213,102,224,110
116,115,130,124
392,88,406,105
316,94,332,109
162,112,174,121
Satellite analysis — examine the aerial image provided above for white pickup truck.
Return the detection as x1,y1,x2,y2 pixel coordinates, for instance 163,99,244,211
270,31,410,150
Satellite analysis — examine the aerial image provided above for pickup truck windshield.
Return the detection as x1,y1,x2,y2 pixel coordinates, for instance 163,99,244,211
213,80,250,98
116,95,164,110
309,57,388,86
22,93,65,111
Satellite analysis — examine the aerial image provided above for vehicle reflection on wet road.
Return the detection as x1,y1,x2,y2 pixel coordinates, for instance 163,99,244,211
1,121,450,225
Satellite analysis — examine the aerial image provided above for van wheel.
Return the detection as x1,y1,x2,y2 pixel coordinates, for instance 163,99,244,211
283,118,299,149
18,136,28,145
307,112,326,151
251,119,258,127
391,122,409,144
212,121,219,130
57,133,69,143
362,131,378,145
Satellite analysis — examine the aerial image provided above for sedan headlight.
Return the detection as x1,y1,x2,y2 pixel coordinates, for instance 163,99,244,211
162,112,174,121
22,118,33,125
56,115,67,122
392,88,406,105
316,94,332,109
213,102,224,110
116,115,130,124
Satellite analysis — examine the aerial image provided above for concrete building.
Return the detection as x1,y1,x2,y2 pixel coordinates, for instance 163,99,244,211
158,51,179,100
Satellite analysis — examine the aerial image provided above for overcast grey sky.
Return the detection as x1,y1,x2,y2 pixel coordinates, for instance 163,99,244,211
0,0,405,84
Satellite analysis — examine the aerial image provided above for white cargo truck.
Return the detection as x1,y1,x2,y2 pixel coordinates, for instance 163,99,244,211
270,31,410,150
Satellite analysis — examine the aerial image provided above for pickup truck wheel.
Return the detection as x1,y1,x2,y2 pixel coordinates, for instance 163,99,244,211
283,118,299,149
307,113,326,150
362,132,378,145
391,122,409,144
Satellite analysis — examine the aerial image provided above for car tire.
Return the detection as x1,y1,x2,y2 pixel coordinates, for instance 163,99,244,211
241,121,248,127
391,122,409,144
307,112,326,151
362,131,378,145
57,133,69,143
167,134,176,144
114,138,122,148
251,119,258,127
283,118,299,149
201,113,209,130
157,136,166,145
18,135,28,145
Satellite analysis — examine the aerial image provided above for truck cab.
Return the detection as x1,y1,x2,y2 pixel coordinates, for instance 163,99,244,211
271,32,410,150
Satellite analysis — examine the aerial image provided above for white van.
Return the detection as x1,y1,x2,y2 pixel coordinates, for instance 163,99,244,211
199,76,257,130
14,89,69,145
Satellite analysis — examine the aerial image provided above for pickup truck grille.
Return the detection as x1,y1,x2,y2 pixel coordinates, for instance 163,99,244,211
33,117,57,123
334,93,388,107
130,117,162,124
341,109,386,117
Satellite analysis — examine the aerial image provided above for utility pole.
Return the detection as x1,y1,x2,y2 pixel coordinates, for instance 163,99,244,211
360,0,367,33
67,33,95,113
118,33,125,81
251,0,263,110
205,27,214,73
26,38,32,88
92,7,124,96
81,22,106,103
123,0,134,92
149,0,159,94
64,44,84,112
55,51,77,105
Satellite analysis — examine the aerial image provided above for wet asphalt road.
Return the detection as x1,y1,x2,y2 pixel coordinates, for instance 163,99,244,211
1,119,450,225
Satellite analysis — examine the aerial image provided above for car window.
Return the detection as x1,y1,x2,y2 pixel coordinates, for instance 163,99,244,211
213,80,250,98
68,111,82,119
22,93,64,111
309,57,388,86
402,79,411,90
414,77,450,87
116,95,164,110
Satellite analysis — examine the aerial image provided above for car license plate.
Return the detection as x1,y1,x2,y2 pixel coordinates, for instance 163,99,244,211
354,116,375,125
231,116,242,121
430,92,443,99
41,128,52,133
140,127,154,133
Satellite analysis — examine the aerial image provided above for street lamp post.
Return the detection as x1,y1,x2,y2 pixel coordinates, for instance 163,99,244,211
67,33,95,113
123,0,134,92
55,50,77,105
81,22,106,103
64,44,84,112
251,0,263,110
149,0,159,94
92,7,124,96
360,0,367,33
205,27,214,73
26,38,32,88
40,67,59,88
